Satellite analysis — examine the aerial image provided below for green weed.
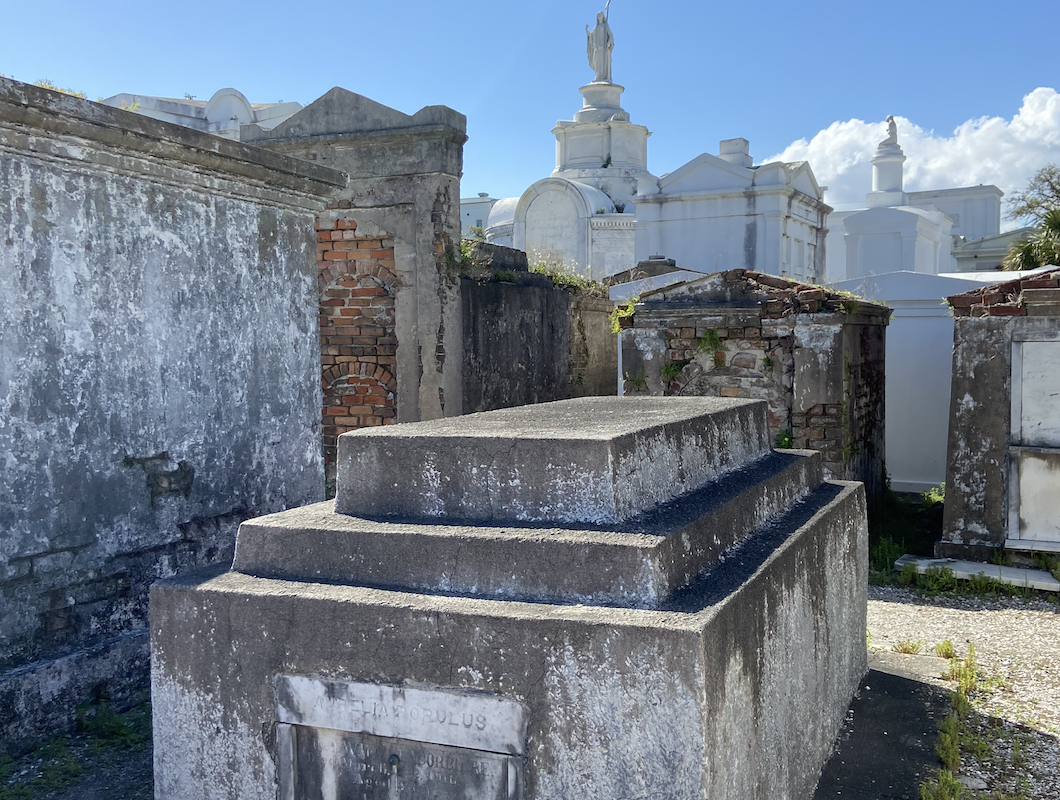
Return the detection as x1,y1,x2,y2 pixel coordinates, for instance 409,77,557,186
773,429,793,450
936,714,961,771
919,770,964,800
935,639,956,659
951,687,971,718
897,562,919,587
870,537,905,577
894,639,923,655
990,547,1013,567
609,296,638,333
1032,551,1060,582
660,360,689,383
919,566,959,594
922,482,945,506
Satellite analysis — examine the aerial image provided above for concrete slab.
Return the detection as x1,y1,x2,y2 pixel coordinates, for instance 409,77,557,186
868,649,948,683
894,555,1060,592
335,396,771,524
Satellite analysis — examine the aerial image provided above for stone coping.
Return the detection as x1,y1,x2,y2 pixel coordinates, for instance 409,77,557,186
0,76,347,199
635,269,891,321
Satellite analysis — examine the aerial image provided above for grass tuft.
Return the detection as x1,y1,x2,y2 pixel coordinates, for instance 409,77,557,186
935,639,957,659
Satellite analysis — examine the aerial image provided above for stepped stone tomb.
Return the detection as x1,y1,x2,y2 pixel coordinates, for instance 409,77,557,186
151,396,868,799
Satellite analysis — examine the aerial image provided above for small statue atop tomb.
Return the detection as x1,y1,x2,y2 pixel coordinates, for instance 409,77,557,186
880,115,899,147
586,1,614,83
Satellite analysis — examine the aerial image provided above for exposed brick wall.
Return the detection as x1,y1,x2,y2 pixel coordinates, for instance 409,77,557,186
621,270,890,504
317,209,398,473
659,318,794,433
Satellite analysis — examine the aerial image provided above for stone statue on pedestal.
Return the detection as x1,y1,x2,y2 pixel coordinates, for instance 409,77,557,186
586,1,614,83
880,115,898,147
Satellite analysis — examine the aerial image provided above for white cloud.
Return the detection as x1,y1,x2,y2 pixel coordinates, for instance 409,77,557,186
767,88,1060,226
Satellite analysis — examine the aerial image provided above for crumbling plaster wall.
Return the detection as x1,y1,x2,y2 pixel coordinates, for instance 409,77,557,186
460,274,617,413
0,77,344,749
242,90,468,470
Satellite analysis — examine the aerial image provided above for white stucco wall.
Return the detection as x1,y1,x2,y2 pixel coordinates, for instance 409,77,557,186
907,187,1002,242
832,272,983,491
460,195,498,236
524,191,582,267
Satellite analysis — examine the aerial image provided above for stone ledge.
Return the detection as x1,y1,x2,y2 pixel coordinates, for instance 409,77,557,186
0,76,347,200
234,450,823,608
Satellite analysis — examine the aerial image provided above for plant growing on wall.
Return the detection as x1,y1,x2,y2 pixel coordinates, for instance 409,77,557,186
624,370,647,392
33,78,86,98
609,295,638,333
660,360,689,383
774,429,793,449
696,328,726,367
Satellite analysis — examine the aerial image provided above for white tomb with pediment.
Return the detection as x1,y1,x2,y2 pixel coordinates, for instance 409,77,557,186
487,77,653,281
486,9,832,284
486,10,654,281
633,139,831,283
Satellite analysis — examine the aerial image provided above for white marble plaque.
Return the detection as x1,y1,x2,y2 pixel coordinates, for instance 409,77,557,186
276,676,529,756
1017,451,1060,542
1019,341,1060,447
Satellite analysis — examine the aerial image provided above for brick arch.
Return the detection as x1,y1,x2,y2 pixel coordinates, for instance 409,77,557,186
317,259,398,294
322,361,396,391
321,366,397,469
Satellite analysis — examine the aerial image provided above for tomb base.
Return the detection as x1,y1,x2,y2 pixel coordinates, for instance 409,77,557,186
150,397,867,799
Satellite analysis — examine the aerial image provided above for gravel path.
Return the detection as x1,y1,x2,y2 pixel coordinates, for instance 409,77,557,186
868,585,1060,798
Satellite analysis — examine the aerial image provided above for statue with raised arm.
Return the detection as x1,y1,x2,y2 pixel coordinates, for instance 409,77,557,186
880,115,899,146
586,1,614,83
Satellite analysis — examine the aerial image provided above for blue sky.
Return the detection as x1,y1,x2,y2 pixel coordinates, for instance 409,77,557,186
2,0,1057,211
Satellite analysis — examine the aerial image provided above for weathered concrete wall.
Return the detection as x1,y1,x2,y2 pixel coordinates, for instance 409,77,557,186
460,270,617,413
568,294,617,397
940,314,1060,558
621,271,889,505
0,77,344,749
461,273,570,412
